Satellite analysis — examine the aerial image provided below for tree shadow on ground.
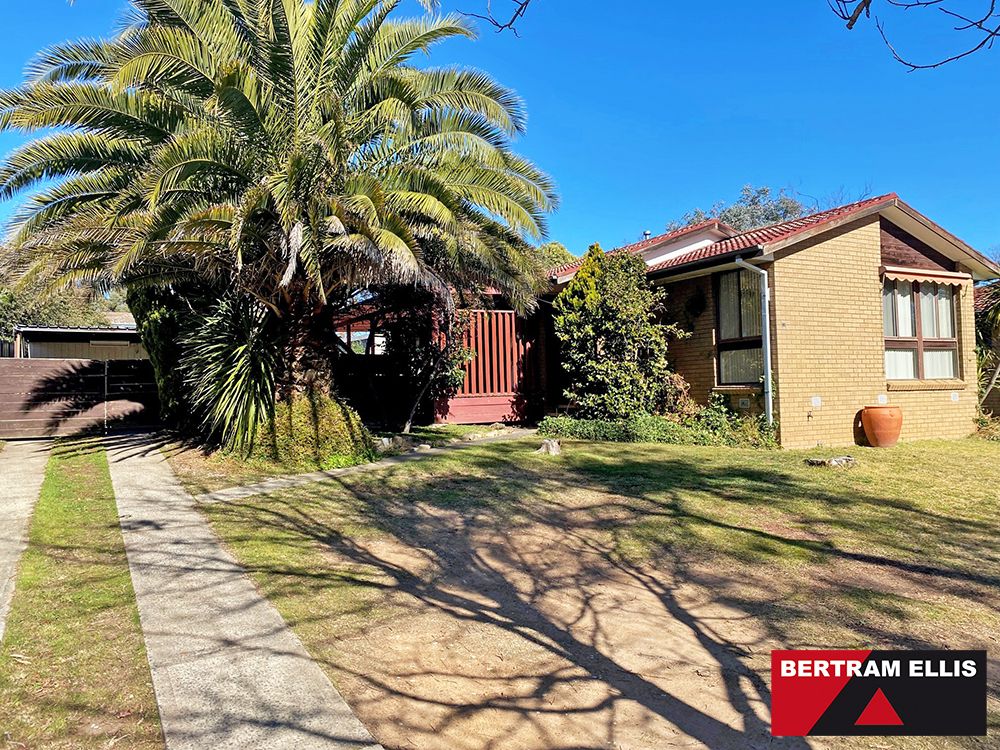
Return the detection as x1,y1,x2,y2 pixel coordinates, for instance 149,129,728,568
202,440,999,748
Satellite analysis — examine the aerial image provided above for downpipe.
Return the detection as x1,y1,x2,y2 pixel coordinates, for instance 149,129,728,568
735,257,774,426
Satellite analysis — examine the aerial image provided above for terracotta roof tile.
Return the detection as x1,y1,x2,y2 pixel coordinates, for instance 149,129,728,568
549,195,899,282
547,219,735,278
645,193,898,274
975,281,1000,313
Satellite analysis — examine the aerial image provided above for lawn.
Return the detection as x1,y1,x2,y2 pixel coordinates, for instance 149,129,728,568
199,436,999,750
166,423,519,496
163,441,306,496
0,440,163,749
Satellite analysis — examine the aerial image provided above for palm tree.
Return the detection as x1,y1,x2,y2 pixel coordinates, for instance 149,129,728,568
0,0,555,412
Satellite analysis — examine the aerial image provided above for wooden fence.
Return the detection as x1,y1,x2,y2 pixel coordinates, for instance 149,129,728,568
0,358,159,438
438,309,541,424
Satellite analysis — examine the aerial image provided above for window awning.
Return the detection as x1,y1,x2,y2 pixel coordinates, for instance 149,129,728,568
881,265,972,286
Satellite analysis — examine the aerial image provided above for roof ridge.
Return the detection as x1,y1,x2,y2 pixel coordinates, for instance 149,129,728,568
546,218,737,278
718,193,899,243
549,193,900,281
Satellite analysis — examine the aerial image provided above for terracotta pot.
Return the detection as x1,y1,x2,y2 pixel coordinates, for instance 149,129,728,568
860,405,903,448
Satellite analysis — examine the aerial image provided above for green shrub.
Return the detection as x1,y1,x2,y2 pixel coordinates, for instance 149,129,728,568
254,392,376,469
552,245,690,419
180,296,280,453
539,415,697,444
538,398,777,449
128,284,216,429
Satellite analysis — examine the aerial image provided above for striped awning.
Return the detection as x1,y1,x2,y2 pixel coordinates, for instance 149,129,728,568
881,265,972,286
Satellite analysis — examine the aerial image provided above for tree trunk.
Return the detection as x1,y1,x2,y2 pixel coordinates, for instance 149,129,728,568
980,354,1000,409
401,306,454,433
276,288,334,402
402,346,448,434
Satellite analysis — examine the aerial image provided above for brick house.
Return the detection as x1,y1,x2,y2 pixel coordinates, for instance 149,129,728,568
433,194,998,448
543,193,1000,448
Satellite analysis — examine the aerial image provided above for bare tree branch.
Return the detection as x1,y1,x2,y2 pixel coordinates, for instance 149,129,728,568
461,0,535,35
832,0,1000,68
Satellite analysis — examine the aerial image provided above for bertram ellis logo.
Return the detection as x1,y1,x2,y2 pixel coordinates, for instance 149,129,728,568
771,650,987,736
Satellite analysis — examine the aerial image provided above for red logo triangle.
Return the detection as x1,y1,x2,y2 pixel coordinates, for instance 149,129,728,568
855,688,903,726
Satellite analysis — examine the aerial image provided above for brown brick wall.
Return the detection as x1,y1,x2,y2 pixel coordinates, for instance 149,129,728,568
771,216,977,448
661,274,717,404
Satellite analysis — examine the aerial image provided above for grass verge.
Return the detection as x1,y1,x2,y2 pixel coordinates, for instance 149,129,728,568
0,440,163,749
163,442,306,496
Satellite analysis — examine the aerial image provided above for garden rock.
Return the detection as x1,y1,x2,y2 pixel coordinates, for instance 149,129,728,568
536,439,562,456
805,455,855,468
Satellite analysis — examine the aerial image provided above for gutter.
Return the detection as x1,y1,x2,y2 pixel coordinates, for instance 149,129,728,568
645,246,765,283
735,257,774,427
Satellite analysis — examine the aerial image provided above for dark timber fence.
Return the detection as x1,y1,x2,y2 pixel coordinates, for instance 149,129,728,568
0,358,159,438
438,309,544,424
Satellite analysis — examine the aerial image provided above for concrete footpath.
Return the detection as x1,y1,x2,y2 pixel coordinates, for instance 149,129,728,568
0,440,49,643
105,436,381,750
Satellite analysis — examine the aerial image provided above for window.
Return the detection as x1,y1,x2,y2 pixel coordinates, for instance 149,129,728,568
716,269,763,385
882,279,958,380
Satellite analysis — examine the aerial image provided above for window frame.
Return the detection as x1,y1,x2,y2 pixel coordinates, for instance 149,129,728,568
883,278,960,381
715,269,764,386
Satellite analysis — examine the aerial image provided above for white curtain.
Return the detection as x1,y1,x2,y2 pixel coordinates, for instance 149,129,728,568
885,349,917,380
882,281,895,337
920,283,938,338
937,285,955,338
895,282,914,337
924,349,957,379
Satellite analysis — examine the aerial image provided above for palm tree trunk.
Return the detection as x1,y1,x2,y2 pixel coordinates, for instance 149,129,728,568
276,289,334,401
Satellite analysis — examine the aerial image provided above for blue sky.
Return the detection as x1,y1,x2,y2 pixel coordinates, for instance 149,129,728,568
1,1,998,256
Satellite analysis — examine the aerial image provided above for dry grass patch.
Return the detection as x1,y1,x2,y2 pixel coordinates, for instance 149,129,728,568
164,442,299,495
166,424,518,496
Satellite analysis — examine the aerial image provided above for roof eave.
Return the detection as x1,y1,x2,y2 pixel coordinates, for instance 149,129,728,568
13,325,139,334
888,199,1000,280
647,246,766,282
